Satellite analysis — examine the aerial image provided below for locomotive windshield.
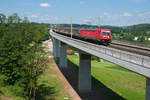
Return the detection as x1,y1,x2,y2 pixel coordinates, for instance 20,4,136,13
102,31,110,35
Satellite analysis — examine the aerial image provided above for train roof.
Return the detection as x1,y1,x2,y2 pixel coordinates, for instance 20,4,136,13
80,28,110,30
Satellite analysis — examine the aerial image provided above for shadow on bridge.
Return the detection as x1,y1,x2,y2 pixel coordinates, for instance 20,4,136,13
56,59,126,100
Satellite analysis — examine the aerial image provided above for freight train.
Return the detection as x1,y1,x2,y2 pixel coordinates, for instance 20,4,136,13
53,27,111,45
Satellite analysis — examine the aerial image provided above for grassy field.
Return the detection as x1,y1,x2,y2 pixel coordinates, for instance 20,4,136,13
0,56,71,100
36,59,71,100
68,55,146,100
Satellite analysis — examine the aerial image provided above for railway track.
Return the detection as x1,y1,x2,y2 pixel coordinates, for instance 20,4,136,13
109,41,150,57
54,30,150,57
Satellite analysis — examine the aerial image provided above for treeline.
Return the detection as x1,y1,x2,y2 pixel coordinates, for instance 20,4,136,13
0,13,49,99
112,24,150,43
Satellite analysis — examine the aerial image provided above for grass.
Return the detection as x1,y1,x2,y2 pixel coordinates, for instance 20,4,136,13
68,54,146,100
36,59,71,100
0,56,71,100
0,76,25,100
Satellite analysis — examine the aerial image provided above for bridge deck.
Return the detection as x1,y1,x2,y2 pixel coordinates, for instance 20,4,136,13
50,30,150,78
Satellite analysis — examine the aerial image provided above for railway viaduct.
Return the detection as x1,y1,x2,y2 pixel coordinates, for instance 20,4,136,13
49,29,150,100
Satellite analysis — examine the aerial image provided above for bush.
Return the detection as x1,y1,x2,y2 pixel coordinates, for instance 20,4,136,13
91,56,100,62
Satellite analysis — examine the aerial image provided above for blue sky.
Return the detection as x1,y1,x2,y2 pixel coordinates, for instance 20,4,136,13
0,0,150,26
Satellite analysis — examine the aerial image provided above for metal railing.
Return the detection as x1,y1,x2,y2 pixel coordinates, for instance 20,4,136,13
72,37,150,69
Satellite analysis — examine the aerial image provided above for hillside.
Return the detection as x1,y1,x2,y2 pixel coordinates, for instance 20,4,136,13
126,23,150,36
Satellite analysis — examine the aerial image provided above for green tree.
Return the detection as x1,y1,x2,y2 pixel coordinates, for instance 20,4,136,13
0,13,6,23
0,13,49,99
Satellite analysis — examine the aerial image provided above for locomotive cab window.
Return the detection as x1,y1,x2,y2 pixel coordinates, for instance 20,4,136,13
102,31,110,35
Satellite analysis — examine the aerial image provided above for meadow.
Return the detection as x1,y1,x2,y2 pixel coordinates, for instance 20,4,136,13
68,55,145,100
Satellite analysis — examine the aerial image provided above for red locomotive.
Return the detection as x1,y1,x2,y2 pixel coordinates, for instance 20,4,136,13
54,28,111,45
80,28,111,45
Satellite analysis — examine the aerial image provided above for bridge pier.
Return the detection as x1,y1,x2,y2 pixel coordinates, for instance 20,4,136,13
52,37,56,58
146,77,150,100
52,38,60,61
55,39,60,61
78,53,91,92
59,42,67,68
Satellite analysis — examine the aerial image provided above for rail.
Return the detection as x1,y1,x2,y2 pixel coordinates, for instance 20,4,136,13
110,42,150,57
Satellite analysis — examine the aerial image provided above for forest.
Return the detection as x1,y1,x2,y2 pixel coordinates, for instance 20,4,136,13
0,13,49,99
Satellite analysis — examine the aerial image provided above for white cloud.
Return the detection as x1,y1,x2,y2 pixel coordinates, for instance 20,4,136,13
83,16,93,24
30,15,38,18
53,16,59,20
139,12,150,16
40,3,51,7
40,15,51,21
80,1,85,5
27,14,40,18
137,11,150,18
122,13,132,17
104,12,109,16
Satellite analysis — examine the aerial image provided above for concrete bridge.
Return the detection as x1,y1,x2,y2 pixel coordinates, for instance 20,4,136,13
50,29,150,100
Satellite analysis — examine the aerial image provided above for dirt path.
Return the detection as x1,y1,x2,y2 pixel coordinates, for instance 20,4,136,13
53,62,81,100
0,96,13,100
